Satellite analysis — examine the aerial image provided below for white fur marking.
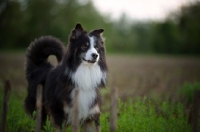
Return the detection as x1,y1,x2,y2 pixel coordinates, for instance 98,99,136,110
74,90,96,119
64,90,100,124
72,63,103,90
64,62,106,124
90,36,95,48
84,36,99,62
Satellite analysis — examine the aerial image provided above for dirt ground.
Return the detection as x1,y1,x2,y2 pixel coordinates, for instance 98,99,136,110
0,53,200,101
107,55,200,101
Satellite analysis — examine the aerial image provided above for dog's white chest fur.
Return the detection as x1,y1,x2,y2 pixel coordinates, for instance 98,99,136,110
72,63,104,90
64,63,105,123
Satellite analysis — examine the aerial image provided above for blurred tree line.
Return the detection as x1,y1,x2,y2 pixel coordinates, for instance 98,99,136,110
0,0,200,54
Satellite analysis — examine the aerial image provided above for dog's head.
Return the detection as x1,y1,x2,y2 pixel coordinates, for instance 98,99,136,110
67,23,105,66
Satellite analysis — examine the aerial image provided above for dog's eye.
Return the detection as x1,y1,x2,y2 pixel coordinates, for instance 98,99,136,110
81,43,89,50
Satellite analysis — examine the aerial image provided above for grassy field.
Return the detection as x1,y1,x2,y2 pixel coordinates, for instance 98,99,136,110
0,53,200,99
0,91,191,132
0,53,200,131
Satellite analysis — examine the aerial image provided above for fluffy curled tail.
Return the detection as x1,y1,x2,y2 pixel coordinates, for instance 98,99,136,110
24,36,65,116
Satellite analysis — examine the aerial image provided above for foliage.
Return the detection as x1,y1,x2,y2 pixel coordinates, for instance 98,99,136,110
101,98,191,132
177,2,200,54
1,0,200,54
0,92,35,132
0,86,191,132
151,20,181,54
179,82,200,103
0,0,113,49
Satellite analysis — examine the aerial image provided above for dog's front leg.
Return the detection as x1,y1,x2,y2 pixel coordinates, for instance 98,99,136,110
95,117,100,132
83,120,94,132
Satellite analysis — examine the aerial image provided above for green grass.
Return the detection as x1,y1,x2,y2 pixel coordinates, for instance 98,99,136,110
179,82,200,103
0,93,35,132
101,98,191,132
0,89,191,132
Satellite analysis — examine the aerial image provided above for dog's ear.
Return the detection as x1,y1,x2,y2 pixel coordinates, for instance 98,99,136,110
70,23,85,40
90,29,104,36
75,23,84,31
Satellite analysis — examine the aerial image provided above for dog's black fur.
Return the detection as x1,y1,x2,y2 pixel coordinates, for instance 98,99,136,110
24,23,108,130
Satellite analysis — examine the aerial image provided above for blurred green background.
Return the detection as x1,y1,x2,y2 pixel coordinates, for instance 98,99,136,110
1,0,200,54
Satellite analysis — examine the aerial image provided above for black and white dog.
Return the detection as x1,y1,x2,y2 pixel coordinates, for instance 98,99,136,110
24,23,108,131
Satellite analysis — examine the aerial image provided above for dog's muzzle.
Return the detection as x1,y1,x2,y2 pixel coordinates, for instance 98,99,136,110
83,58,97,63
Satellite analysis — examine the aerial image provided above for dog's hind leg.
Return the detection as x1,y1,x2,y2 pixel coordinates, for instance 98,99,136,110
41,108,47,128
51,114,63,132
24,94,36,116
49,102,65,131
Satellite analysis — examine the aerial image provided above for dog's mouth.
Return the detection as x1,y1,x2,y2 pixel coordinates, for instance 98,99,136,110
83,58,96,63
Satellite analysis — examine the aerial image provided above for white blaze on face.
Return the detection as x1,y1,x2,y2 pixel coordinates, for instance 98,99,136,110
84,36,99,62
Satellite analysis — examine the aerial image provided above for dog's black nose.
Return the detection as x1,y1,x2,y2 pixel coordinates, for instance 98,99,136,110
92,53,98,59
